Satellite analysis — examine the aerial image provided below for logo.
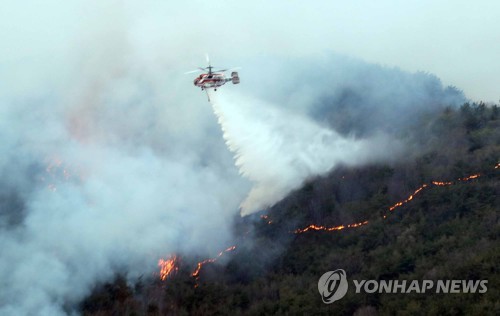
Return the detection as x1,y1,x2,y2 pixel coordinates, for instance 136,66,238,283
318,269,488,304
317,269,348,304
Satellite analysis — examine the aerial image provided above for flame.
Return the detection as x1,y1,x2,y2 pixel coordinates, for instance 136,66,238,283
191,246,237,279
388,184,428,211
432,181,453,186
158,255,179,281
294,220,369,233
156,164,499,282
294,165,496,234
42,156,81,192
260,214,273,224
458,174,480,181
388,172,482,212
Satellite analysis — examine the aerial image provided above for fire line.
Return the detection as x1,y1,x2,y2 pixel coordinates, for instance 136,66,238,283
157,164,497,282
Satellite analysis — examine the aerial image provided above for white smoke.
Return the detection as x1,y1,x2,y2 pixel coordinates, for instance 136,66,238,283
209,91,404,215
0,11,247,314
0,79,247,315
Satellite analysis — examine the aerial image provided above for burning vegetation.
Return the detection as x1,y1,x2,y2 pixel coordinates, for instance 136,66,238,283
80,102,499,315
157,164,494,283
158,255,179,281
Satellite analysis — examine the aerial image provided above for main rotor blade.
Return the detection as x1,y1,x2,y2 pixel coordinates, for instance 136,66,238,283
215,67,241,72
184,69,203,74
208,67,241,73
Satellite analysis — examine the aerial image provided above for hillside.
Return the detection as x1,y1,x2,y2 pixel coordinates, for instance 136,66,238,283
81,102,499,315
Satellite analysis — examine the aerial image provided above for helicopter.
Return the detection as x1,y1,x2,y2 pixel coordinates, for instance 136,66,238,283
186,56,240,101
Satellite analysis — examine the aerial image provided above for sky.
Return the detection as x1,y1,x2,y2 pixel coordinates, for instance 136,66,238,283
0,1,498,314
1,0,499,101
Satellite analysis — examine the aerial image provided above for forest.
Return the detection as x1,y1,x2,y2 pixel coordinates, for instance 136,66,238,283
81,102,499,315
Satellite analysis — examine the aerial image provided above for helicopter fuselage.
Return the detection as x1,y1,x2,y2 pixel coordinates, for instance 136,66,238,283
193,73,230,90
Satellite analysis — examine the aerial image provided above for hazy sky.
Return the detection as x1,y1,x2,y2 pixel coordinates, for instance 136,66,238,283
1,0,499,101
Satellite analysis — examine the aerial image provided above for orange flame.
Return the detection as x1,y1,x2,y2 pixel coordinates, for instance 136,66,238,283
157,164,498,282
458,174,480,181
191,246,236,279
42,156,80,192
158,255,179,281
294,164,497,234
432,181,453,186
388,184,427,211
294,220,369,233
260,214,273,224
